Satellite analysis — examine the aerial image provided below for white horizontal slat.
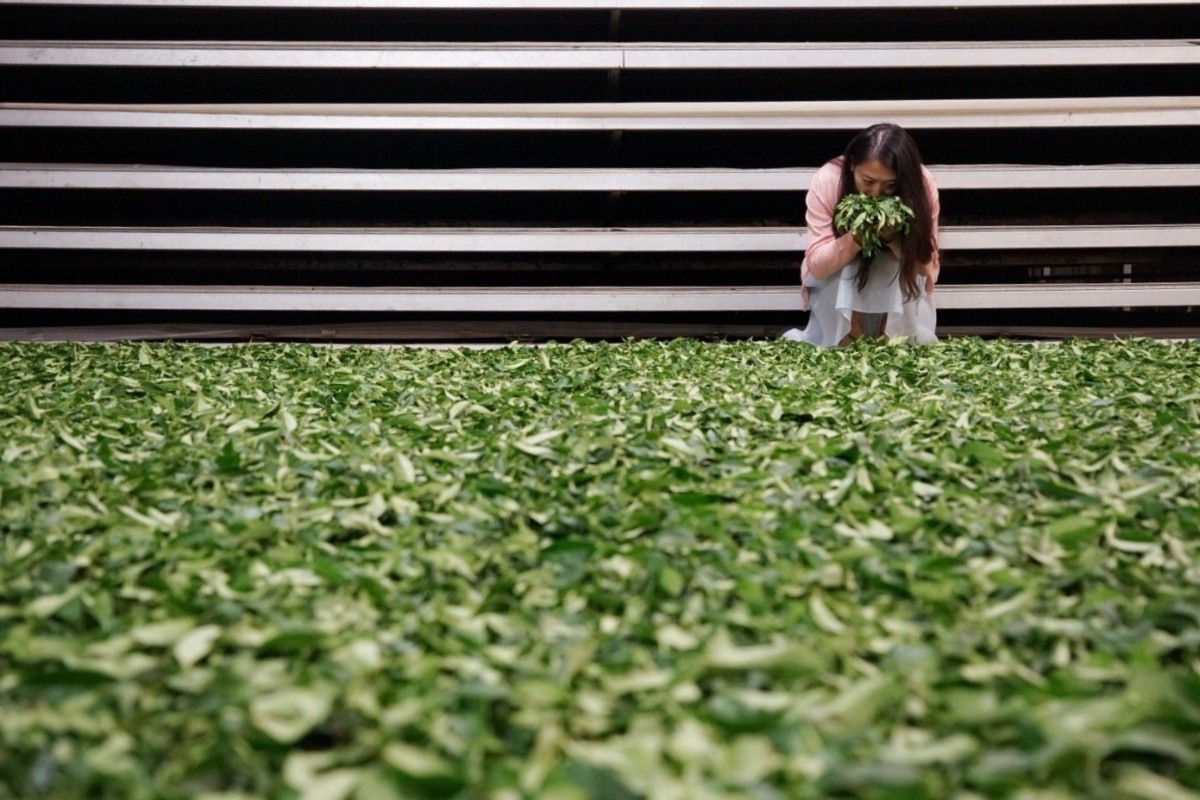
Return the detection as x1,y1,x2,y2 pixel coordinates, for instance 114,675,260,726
4,163,1200,191
3,97,1198,130
2,282,1198,312
3,323,1197,342
0,285,802,313
930,164,1200,190
5,1,1195,9
0,164,812,191
624,40,1200,69
935,283,1200,309
0,226,807,251
2,224,1199,251
939,225,1200,249
4,40,1198,69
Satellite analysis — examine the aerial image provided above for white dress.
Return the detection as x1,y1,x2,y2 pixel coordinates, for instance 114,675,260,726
782,250,937,347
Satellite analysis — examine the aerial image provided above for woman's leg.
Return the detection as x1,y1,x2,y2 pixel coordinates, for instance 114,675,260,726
839,311,890,345
839,310,863,346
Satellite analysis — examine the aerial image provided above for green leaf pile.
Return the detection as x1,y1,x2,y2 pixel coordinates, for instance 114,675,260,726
834,194,915,259
2,338,1199,799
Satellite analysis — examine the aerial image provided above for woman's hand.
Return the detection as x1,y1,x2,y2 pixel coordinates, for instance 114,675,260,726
853,225,899,250
852,226,896,247
834,194,914,259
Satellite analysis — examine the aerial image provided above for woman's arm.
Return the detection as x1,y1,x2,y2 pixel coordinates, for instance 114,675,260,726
803,163,862,282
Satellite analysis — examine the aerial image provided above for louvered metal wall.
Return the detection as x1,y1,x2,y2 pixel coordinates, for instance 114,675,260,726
1,1,1198,341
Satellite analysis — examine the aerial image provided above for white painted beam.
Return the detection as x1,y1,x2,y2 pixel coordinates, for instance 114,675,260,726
2,282,1198,312
4,40,1198,69
2,225,1199,251
4,163,1200,191
3,97,1198,130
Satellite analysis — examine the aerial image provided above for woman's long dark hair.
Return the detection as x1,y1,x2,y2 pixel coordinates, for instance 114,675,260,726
836,123,937,301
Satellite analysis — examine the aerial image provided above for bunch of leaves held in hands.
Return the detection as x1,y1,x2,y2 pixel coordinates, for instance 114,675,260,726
834,193,915,259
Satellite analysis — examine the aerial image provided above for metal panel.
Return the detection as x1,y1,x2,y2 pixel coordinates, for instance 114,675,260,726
4,40,1197,69
4,97,1198,130
2,224,1198,251
3,282,1199,312
3,163,1200,191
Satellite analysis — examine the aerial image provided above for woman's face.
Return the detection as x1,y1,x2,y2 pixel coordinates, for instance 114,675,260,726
852,159,898,197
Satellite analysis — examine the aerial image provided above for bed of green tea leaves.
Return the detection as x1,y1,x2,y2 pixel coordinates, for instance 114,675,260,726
2,338,1200,800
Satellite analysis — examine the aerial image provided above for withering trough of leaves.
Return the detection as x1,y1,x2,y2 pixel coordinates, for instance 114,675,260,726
2,338,1199,800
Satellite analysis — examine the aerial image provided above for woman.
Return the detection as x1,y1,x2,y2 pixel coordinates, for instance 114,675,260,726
783,123,941,346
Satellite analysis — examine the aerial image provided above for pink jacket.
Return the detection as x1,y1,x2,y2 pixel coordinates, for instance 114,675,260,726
801,157,941,306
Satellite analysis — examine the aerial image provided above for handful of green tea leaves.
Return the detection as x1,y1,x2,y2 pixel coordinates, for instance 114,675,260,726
834,193,915,259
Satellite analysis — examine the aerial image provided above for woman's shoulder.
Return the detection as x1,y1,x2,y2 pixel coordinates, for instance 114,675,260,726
919,164,940,205
818,157,844,178
919,163,939,190
810,158,844,193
